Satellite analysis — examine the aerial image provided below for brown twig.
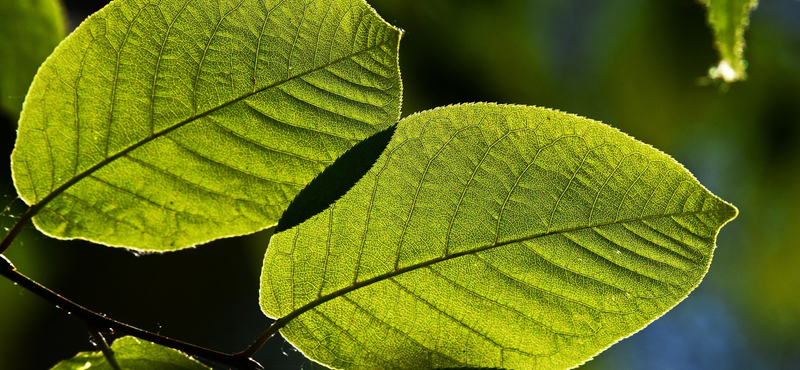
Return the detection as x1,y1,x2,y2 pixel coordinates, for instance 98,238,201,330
0,212,263,370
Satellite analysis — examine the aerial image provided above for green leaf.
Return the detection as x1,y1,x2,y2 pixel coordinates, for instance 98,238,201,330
11,0,402,251
51,336,211,370
0,0,65,120
699,0,758,82
260,103,737,370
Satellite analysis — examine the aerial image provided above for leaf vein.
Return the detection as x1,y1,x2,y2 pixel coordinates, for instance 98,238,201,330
121,154,268,206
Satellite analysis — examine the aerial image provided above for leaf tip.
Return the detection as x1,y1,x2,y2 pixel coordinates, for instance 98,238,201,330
701,0,758,83
721,199,739,224
708,60,746,83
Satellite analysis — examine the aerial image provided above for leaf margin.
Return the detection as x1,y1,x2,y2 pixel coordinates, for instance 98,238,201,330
259,102,739,370
11,0,405,251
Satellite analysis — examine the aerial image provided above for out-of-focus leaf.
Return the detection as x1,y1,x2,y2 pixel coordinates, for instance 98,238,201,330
699,0,758,82
0,0,65,120
50,336,210,370
260,103,737,370
11,0,402,251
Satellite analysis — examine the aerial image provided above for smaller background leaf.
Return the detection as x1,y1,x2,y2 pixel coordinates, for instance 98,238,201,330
50,336,211,370
699,0,758,82
0,0,65,121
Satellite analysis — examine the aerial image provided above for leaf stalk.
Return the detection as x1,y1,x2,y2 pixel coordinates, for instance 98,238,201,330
88,328,122,370
238,317,289,358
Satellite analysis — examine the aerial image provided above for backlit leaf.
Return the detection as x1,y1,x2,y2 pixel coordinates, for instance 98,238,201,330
51,336,210,370
12,0,402,251
260,103,737,370
699,0,758,82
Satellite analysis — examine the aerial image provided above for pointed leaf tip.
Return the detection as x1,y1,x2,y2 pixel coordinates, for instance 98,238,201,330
261,103,737,370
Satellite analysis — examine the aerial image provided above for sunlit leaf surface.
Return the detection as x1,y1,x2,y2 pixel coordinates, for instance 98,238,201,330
699,0,758,82
12,0,401,251
260,103,737,370
0,0,65,120
51,336,210,370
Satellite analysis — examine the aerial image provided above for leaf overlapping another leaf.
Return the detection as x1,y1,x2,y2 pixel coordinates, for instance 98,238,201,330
260,103,737,370
12,0,402,251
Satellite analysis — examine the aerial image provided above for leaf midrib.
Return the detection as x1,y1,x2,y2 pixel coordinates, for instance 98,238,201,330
271,206,735,329
26,40,396,216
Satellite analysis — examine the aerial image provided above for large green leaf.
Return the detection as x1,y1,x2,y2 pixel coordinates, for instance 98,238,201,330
0,0,65,120
51,336,211,370
12,0,402,251
699,0,758,82
260,103,737,370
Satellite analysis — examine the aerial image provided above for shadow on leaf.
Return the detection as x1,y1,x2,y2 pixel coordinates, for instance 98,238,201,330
275,124,397,233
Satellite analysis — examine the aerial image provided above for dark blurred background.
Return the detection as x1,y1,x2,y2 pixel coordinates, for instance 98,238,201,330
2,0,799,369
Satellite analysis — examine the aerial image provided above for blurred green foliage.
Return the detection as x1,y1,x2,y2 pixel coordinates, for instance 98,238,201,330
0,0,65,120
1,0,799,369
699,0,758,82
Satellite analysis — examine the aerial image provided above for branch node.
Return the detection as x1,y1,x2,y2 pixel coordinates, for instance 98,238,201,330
1,254,15,270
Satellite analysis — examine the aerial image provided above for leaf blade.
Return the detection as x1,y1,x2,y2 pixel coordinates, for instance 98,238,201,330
260,103,737,369
12,0,402,251
51,336,211,370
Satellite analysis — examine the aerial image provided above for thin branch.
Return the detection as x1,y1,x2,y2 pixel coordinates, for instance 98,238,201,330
0,254,14,270
88,328,122,370
0,206,35,254
1,207,269,369
0,261,263,370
